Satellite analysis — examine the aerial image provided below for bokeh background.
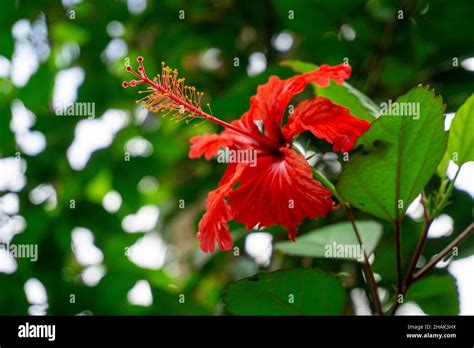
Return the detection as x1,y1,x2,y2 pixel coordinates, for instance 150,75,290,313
0,0,473,315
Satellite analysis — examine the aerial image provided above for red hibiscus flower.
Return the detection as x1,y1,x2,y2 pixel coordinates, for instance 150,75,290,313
123,58,370,252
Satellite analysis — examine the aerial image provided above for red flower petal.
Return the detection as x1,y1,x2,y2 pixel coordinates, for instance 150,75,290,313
282,96,371,152
227,147,335,240
247,64,352,143
188,110,269,160
222,111,269,150
189,133,234,160
197,163,246,252
303,64,351,87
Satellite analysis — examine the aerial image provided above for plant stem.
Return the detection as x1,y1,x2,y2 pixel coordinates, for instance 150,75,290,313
404,165,462,287
394,218,402,296
344,203,384,316
392,224,474,315
403,193,431,292
313,169,383,315
412,223,473,281
391,223,473,315
390,168,465,315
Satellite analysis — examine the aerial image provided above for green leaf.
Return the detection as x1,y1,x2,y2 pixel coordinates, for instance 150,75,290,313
404,274,459,315
317,81,379,122
437,94,474,176
282,60,379,121
337,86,448,221
275,221,382,261
224,269,345,315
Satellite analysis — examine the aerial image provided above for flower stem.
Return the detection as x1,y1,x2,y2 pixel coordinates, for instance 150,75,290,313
312,169,383,315
311,169,343,203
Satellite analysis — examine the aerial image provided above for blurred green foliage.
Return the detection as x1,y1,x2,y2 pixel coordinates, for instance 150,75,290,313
0,0,472,315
